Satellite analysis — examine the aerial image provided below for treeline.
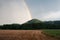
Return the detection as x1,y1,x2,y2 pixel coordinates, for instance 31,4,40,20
0,19,60,29
0,22,60,30
21,22,60,29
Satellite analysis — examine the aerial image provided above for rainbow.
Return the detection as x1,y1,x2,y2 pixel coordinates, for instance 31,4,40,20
0,0,32,25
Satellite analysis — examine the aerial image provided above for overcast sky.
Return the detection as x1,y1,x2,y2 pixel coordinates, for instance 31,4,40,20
0,0,60,25
26,0,60,21
0,0,32,25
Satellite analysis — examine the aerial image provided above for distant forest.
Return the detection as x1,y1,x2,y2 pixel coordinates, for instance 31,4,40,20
0,19,60,30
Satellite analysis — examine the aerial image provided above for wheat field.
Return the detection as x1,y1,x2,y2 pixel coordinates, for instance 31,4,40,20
0,30,59,40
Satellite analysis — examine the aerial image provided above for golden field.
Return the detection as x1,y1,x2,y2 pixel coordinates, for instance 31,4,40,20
0,30,59,40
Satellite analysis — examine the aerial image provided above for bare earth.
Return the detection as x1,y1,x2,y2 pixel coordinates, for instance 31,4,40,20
0,30,59,40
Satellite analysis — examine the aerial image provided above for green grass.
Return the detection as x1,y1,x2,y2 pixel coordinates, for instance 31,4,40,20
43,29,60,37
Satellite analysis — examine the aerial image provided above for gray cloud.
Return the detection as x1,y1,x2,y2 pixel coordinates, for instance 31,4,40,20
0,0,32,25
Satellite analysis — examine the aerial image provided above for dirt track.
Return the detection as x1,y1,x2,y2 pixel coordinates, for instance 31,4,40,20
0,30,59,40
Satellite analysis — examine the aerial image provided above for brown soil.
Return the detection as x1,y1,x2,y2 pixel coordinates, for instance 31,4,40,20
0,30,59,40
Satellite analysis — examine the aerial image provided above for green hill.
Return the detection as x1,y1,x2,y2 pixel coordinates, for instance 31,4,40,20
24,19,42,24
